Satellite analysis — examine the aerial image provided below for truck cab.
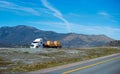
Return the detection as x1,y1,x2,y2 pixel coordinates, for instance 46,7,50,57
30,38,43,48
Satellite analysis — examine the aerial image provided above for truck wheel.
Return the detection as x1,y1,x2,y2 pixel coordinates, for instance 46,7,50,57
36,46,38,48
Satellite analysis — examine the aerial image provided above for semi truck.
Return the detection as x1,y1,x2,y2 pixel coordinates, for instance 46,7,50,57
30,38,43,48
30,38,62,48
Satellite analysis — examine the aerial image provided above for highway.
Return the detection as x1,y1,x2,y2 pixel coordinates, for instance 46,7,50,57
28,53,120,74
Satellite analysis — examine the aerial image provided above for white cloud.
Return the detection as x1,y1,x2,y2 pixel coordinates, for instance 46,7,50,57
29,21,66,30
41,0,71,32
98,12,110,16
98,11,119,23
0,1,40,16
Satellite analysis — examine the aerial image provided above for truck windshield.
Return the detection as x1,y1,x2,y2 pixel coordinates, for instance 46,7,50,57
30,45,34,47
33,42,39,43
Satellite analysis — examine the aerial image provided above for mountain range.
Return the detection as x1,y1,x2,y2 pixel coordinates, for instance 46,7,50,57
0,25,114,48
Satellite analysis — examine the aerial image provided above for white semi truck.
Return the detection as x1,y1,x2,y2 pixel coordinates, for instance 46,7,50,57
30,38,43,48
30,38,62,48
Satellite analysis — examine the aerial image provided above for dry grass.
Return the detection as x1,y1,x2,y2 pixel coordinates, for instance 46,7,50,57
0,47,120,73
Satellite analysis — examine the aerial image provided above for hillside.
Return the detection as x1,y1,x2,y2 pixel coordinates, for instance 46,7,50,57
108,40,120,46
0,25,114,48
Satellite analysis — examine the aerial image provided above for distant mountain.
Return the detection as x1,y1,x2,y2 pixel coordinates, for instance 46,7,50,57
0,25,114,48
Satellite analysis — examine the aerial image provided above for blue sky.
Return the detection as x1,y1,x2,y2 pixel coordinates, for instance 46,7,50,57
0,0,120,40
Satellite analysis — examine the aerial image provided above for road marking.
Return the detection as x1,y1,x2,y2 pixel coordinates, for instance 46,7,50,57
62,56,120,74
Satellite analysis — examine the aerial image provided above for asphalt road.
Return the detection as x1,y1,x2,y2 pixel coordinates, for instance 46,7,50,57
62,56,120,74
28,53,120,74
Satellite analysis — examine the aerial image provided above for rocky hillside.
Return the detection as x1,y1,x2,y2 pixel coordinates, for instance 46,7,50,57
0,25,114,48
108,40,120,46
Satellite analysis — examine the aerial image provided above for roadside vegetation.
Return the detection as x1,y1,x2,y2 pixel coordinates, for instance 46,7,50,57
0,47,120,73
